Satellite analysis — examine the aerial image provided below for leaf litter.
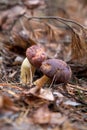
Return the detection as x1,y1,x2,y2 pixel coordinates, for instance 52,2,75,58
0,0,87,130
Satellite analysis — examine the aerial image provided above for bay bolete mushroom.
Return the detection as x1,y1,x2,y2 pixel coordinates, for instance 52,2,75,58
34,59,72,89
26,45,47,68
20,45,47,84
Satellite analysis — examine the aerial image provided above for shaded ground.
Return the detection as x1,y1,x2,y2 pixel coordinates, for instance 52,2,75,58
0,0,87,130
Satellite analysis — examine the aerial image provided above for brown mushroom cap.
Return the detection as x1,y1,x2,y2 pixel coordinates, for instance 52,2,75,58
40,59,72,83
26,45,47,68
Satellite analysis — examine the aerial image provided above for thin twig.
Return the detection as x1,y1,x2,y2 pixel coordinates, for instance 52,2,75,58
67,83,87,92
1,88,20,99
24,15,87,30
0,83,23,91
57,87,87,105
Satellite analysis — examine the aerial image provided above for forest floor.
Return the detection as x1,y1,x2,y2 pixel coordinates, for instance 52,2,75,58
0,0,87,130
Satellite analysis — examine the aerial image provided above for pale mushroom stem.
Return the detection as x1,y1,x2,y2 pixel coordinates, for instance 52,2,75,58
20,58,36,84
34,75,51,89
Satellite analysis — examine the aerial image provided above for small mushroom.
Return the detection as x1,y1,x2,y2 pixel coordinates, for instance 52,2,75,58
20,45,47,84
26,45,47,68
34,59,72,89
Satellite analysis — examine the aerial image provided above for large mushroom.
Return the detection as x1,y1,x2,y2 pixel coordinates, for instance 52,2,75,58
20,45,47,84
34,59,72,89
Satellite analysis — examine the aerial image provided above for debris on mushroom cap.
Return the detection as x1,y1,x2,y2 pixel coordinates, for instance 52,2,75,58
23,0,41,9
26,45,47,68
40,59,72,83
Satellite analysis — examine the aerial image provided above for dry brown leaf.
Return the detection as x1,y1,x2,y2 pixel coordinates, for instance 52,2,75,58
26,87,54,101
70,32,87,64
32,105,51,124
11,29,37,49
0,13,8,29
0,95,19,111
1,6,25,31
4,29,37,56
62,121,79,130
32,105,67,125
46,23,64,42
66,28,87,76
24,93,49,108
